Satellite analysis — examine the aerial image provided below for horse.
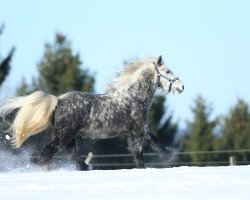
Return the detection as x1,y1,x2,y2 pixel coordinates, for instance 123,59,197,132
0,55,184,170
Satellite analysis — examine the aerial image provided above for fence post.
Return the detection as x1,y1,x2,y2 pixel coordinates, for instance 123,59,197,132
229,156,237,166
85,152,94,170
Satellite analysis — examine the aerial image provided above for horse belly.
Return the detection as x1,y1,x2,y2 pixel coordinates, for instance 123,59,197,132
79,124,124,139
79,130,121,139
79,106,131,139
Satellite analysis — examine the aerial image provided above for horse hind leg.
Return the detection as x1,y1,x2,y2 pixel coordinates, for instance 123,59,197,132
37,126,79,169
65,138,88,171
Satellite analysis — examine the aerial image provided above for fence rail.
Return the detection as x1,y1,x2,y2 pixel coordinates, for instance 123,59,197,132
88,149,250,158
74,149,250,169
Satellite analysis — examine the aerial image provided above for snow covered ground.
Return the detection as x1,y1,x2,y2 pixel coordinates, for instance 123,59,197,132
0,165,249,200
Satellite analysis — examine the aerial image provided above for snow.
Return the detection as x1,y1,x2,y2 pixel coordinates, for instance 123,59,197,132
0,166,250,200
5,135,10,140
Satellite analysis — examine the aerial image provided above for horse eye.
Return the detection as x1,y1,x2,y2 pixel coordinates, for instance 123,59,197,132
166,70,170,74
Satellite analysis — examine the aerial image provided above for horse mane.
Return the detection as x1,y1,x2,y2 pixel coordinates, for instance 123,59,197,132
108,57,157,91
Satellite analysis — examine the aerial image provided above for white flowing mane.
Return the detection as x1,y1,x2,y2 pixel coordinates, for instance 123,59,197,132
108,57,157,91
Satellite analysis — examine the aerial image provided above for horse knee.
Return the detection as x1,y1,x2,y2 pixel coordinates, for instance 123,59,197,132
127,136,143,152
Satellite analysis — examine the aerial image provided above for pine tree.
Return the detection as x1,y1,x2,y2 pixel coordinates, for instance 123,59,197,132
33,33,95,95
16,77,30,96
181,95,217,165
0,24,15,86
217,99,250,162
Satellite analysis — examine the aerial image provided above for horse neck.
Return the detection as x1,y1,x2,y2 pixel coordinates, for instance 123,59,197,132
124,68,157,107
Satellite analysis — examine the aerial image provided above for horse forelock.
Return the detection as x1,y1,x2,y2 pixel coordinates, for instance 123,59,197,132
108,57,158,92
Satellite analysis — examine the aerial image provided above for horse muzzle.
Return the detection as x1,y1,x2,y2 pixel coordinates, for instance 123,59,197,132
172,83,184,94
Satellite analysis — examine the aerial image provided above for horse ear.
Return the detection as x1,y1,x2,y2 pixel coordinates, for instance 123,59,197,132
157,55,163,65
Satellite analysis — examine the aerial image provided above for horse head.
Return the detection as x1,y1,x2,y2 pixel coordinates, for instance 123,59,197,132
154,55,184,95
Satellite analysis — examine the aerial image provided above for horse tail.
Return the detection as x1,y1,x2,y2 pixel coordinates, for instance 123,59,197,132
146,129,178,163
0,91,58,148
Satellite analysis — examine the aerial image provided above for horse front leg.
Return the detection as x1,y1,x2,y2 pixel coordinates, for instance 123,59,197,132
128,135,146,169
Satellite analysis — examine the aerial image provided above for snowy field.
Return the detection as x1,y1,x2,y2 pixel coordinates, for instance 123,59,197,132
0,165,250,200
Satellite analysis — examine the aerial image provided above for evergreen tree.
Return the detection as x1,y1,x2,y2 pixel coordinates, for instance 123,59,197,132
0,24,15,86
181,95,217,165
217,99,250,162
16,77,30,96
33,33,94,95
